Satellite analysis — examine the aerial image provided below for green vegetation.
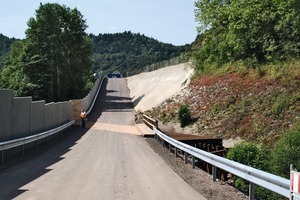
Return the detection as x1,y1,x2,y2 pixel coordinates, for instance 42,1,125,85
90,31,189,76
177,104,192,127
193,0,300,72
227,142,284,199
0,34,17,69
0,8,189,101
0,3,93,102
270,125,300,179
227,125,300,199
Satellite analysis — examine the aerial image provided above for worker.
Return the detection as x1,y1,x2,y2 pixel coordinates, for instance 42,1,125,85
80,109,87,128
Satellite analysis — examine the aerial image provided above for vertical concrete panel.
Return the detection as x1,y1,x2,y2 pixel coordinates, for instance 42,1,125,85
12,97,32,139
55,102,63,126
31,100,45,134
0,90,13,142
81,98,87,111
45,103,55,130
61,101,68,123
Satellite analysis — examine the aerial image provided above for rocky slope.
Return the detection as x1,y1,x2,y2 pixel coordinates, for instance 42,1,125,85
128,62,299,147
146,71,300,147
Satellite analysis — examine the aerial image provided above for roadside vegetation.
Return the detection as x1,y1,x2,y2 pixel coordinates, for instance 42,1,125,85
145,1,300,199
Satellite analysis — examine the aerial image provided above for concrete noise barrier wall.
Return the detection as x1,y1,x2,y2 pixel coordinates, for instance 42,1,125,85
0,75,103,142
0,90,72,142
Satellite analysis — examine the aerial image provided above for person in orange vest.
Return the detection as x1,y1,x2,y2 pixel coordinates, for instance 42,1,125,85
80,109,87,128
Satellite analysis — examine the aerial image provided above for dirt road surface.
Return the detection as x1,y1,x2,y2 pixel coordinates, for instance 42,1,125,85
0,78,205,200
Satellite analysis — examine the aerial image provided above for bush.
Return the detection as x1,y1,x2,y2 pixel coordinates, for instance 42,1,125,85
227,142,275,199
270,124,300,178
177,104,192,127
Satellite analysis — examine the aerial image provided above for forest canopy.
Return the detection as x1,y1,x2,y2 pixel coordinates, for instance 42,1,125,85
90,31,189,76
193,0,300,71
0,3,92,102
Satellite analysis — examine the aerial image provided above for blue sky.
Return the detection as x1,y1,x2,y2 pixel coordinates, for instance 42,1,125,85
0,0,198,45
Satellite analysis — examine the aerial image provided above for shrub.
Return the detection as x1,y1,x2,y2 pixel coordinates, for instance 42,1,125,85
227,142,274,199
177,104,192,127
270,124,300,178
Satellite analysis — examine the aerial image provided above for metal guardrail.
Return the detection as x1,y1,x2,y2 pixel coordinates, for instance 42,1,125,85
0,120,74,164
153,127,290,199
0,120,74,152
142,114,157,129
86,76,105,115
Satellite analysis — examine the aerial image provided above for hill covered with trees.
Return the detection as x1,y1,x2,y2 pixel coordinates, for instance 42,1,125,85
90,31,190,76
0,30,190,101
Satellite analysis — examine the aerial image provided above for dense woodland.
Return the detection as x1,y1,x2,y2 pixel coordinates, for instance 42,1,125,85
90,32,189,76
192,0,300,71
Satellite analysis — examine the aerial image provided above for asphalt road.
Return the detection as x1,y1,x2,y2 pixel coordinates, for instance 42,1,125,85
0,78,206,200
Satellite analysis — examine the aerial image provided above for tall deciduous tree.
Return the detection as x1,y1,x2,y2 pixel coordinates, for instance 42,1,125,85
194,0,300,68
24,3,92,102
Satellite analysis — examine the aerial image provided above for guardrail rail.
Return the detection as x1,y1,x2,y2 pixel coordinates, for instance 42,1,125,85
152,126,290,200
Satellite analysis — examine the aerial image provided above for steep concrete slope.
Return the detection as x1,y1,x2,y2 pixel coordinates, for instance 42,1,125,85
127,63,193,111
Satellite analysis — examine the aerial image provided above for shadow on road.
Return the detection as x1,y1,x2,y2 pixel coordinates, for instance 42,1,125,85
0,77,137,199
0,127,87,199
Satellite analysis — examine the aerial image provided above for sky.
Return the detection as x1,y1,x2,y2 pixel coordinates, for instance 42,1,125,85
0,0,198,46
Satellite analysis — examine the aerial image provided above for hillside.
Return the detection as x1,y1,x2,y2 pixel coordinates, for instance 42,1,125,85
130,63,299,147
0,32,189,76
90,31,190,76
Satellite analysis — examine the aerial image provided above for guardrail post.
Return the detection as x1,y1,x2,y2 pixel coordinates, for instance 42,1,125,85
192,156,195,169
249,182,255,200
212,166,217,181
169,144,171,152
175,147,177,157
184,152,188,164
21,145,25,156
1,151,4,165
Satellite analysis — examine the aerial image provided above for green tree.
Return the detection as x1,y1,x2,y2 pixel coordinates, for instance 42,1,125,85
270,124,300,179
24,3,92,101
193,0,300,70
1,40,31,97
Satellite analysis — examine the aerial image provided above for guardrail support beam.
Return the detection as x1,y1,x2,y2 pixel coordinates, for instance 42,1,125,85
249,182,255,200
1,151,4,165
21,145,25,156
212,166,217,181
184,152,188,164
174,147,177,157
192,156,195,169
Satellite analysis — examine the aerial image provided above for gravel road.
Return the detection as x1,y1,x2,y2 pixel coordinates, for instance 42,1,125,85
0,78,205,200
